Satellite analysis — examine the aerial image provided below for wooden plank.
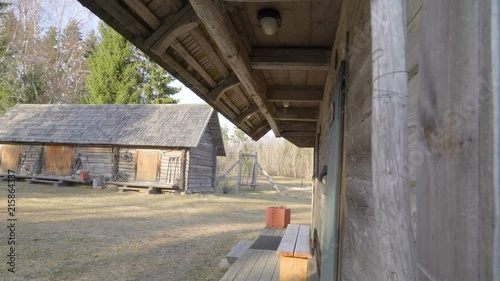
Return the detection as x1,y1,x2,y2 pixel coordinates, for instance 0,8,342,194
144,4,193,48
244,250,273,281
371,0,416,280
276,224,299,257
0,144,19,173
162,53,209,94
94,0,150,38
233,249,264,280
416,0,497,280
294,225,311,259
189,27,230,78
279,256,308,281
135,150,159,182
171,40,216,87
122,0,161,29
250,48,331,71
259,250,280,281
234,104,259,125
267,86,323,103
275,108,318,122
188,0,281,137
206,73,240,101
150,9,199,55
220,249,256,281
45,145,74,176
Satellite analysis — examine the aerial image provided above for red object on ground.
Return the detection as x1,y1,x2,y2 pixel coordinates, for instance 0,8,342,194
80,170,89,181
266,207,291,228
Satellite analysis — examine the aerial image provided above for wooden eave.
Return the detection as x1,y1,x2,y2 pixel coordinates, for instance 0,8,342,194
77,0,342,148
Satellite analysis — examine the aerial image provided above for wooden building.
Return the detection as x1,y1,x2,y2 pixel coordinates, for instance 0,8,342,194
76,0,499,280
0,104,225,193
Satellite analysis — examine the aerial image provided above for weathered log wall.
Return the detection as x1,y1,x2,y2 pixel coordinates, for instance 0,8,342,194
187,128,216,192
312,0,422,279
75,146,113,179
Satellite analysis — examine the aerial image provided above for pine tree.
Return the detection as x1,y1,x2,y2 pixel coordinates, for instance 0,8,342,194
84,21,179,104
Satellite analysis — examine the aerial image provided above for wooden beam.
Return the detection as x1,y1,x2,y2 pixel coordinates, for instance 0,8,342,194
206,73,240,101
417,0,498,280
145,5,199,54
250,48,331,70
371,0,416,280
162,53,209,95
94,0,150,38
279,121,316,132
267,86,323,103
280,131,316,138
275,108,318,122
252,124,271,140
190,28,230,78
234,104,259,125
188,0,281,137
171,40,217,87
122,0,161,29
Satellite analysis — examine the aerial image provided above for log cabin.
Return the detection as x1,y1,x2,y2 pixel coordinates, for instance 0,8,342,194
75,0,499,280
0,104,225,193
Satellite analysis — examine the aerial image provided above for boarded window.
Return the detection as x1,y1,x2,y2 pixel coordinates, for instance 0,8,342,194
45,145,74,176
165,157,180,184
1,145,20,173
136,150,159,182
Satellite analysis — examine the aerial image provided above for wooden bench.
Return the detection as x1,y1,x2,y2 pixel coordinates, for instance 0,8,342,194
276,224,312,281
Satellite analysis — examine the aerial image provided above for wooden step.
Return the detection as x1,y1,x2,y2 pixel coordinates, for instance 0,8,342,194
118,186,158,194
26,178,65,187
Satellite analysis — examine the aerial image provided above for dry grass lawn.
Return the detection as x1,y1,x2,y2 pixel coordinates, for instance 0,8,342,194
0,176,312,281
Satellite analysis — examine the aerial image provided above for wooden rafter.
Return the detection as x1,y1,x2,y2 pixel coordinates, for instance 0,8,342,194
275,108,318,122
188,0,281,137
280,121,316,132
267,86,324,103
122,0,161,30
206,73,240,101
190,28,230,78
234,104,259,125
252,123,271,140
145,5,199,54
94,0,150,38
171,40,217,87
251,48,331,71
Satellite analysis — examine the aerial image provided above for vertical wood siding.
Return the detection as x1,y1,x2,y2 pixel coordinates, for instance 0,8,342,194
74,146,113,179
187,128,216,192
313,0,422,279
45,145,74,176
136,150,160,182
1,144,20,173
20,144,45,175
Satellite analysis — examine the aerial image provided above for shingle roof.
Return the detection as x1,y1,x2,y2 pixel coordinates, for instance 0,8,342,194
0,104,225,155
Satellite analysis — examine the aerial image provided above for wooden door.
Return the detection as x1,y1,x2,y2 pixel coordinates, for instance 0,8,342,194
1,145,20,173
136,150,159,182
320,62,345,281
45,145,74,176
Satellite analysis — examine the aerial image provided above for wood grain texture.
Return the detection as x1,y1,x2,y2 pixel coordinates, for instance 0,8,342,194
417,0,497,280
188,0,281,137
370,0,416,280
277,224,300,257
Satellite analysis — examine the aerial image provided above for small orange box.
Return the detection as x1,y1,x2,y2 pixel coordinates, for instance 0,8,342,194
266,207,291,228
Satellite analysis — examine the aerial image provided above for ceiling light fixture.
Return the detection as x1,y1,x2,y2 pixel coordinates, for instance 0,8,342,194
258,9,281,36
283,101,290,108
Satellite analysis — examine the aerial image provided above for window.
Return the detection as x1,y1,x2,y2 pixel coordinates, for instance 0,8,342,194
165,157,181,184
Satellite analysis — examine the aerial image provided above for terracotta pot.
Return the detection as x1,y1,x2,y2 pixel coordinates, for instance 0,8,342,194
266,207,291,228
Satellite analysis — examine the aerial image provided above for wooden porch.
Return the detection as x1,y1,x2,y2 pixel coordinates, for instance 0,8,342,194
221,226,317,281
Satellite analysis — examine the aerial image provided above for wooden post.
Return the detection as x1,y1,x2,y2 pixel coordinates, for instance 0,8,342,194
179,149,187,191
256,162,279,191
370,0,416,280
492,1,500,278
236,151,242,194
112,146,119,180
212,147,217,191
417,0,498,280
251,152,258,190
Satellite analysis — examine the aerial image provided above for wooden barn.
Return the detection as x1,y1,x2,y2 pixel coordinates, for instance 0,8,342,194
0,104,225,193
75,0,499,280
